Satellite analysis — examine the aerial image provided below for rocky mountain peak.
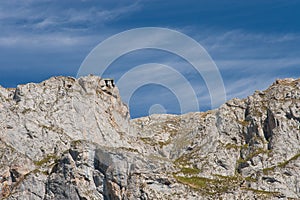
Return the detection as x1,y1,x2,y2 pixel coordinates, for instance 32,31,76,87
0,75,299,199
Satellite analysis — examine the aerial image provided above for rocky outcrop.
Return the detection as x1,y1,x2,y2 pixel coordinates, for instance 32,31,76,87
0,75,299,199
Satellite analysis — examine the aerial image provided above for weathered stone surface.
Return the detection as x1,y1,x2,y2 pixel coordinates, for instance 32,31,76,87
0,76,299,199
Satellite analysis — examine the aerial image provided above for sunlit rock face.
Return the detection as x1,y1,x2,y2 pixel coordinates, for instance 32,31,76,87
0,76,299,199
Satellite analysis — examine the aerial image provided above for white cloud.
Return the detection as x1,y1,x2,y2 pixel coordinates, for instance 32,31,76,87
0,34,98,48
190,30,300,101
0,0,142,47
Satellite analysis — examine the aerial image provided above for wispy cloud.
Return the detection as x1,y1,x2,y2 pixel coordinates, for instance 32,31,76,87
183,29,299,86
0,0,141,47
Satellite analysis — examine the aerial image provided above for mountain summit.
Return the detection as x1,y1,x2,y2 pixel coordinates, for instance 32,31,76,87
0,75,299,199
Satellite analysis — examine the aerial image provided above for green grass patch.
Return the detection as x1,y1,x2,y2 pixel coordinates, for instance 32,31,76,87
140,137,172,148
180,167,201,175
245,176,257,182
245,148,269,161
174,174,242,195
262,166,276,175
278,153,300,168
262,153,300,174
33,154,58,166
243,188,280,196
174,175,209,189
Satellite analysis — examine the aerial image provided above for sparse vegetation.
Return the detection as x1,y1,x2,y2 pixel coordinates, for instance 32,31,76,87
174,146,203,166
117,147,139,153
225,143,241,150
238,120,250,127
179,167,201,175
245,176,257,182
263,153,300,174
245,148,270,161
174,175,208,188
262,166,276,175
200,110,214,118
21,108,32,114
140,137,171,148
33,154,58,166
277,153,300,168
173,174,242,195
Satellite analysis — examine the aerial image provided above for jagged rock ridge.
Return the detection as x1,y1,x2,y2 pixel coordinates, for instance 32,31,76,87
0,75,299,199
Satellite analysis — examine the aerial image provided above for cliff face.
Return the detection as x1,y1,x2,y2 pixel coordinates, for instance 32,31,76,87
0,75,299,200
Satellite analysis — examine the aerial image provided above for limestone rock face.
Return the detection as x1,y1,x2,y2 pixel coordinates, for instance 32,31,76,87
0,76,299,199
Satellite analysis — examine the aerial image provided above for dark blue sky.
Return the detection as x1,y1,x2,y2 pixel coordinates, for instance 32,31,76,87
0,0,299,118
